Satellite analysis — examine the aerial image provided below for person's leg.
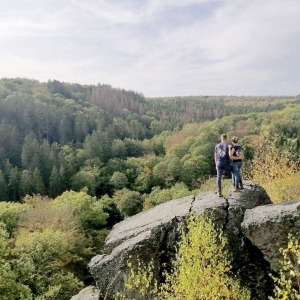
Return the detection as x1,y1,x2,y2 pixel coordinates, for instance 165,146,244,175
232,163,241,189
238,162,243,188
216,165,223,195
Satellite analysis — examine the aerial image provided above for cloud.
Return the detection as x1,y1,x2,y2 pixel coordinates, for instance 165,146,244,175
0,0,299,96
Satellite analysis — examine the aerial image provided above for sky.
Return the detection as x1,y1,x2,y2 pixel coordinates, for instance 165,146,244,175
0,0,300,97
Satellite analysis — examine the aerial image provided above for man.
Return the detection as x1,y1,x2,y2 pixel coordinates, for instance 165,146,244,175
214,134,230,197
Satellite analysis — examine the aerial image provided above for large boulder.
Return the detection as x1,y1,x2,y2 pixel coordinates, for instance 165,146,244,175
88,181,274,300
70,286,100,300
242,199,300,272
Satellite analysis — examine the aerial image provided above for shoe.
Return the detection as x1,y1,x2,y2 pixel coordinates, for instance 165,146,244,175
233,187,240,192
217,192,223,197
239,184,244,189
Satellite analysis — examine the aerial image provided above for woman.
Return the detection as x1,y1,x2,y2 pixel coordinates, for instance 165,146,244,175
229,136,244,192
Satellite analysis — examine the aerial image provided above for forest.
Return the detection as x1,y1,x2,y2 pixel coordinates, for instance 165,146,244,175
1,77,300,299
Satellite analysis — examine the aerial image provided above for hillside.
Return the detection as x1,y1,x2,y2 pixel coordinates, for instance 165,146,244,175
1,78,300,204
1,78,300,299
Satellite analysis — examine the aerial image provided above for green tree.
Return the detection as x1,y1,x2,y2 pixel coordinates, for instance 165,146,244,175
49,165,63,198
70,169,99,196
20,170,33,197
113,189,143,217
52,190,109,229
32,167,45,195
109,171,128,191
12,227,84,300
0,202,29,237
0,221,32,300
0,170,8,201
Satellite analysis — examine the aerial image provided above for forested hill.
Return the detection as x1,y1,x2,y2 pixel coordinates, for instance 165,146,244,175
1,77,300,204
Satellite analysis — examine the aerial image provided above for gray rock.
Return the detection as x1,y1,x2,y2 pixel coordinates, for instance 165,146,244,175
70,286,100,300
242,199,300,272
89,195,194,300
88,181,275,300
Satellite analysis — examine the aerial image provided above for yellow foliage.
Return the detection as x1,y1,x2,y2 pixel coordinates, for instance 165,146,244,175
245,126,300,203
160,215,250,300
269,234,300,299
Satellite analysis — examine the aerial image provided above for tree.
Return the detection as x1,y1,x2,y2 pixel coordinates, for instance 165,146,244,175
113,189,143,217
49,166,63,198
20,170,33,197
0,170,8,201
52,190,109,229
21,132,40,170
0,221,32,300
12,227,84,300
32,167,45,195
109,171,128,191
70,170,99,196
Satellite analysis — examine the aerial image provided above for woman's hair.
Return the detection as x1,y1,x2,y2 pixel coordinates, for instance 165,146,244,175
231,136,239,143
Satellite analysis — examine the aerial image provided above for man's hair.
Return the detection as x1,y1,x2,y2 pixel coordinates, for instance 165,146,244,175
221,134,227,140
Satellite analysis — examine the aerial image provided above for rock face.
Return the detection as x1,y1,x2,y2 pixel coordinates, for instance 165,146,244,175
88,181,290,300
70,286,100,300
242,200,300,272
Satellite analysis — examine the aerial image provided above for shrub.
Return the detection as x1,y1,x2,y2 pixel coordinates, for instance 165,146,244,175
160,214,251,299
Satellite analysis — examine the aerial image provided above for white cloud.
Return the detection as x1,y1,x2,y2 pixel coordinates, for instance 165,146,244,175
0,0,299,96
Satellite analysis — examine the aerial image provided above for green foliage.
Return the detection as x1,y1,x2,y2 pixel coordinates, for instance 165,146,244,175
19,194,93,276
12,227,83,299
269,234,300,300
0,201,29,237
70,169,99,196
113,189,143,217
52,190,109,229
143,183,193,210
98,195,123,227
0,221,33,300
109,171,129,191
160,214,250,299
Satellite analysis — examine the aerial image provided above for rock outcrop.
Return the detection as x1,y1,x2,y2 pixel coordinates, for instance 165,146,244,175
88,181,293,300
242,200,300,272
70,286,100,300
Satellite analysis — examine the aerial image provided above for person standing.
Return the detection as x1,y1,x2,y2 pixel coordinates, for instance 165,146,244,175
214,134,230,197
230,136,244,192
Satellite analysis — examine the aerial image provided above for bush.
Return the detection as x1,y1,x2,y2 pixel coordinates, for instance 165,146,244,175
160,214,251,299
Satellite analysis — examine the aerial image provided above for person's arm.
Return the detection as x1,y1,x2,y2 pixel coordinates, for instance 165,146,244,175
214,151,217,165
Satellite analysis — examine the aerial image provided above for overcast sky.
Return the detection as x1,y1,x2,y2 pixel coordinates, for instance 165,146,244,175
0,0,299,97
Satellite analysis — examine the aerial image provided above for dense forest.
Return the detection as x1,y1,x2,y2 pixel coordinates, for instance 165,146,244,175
1,77,300,299
1,78,300,202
